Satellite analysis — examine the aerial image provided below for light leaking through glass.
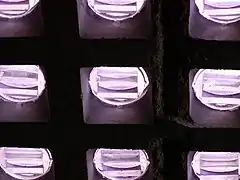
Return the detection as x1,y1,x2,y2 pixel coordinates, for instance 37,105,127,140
192,69,240,111
87,0,146,21
0,147,53,180
0,0,40,19
0,65,45,103
93,148,150,180
192,152,240,180
195,0,240,24
89,67,149,106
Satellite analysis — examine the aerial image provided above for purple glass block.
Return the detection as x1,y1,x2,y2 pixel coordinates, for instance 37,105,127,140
195,0,240,24
87,0,146,21
192,69,240,111
192,152,240,180
0,65,46,103
0,147,53,180
0,0,39,18
89,67,149,106
93,149,150,180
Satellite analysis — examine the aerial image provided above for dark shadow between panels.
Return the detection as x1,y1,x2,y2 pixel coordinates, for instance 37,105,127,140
80,67,153,124
189,69,240,127
86,149,153,180
189,0,240,41
0,65,49,122
0,2,44,37
76,0,152,39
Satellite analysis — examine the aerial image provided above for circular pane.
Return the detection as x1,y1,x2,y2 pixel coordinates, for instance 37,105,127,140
192,152,239,178
0,65,46,103
195,0,240,24
0,147,53,180
0,0,40,19
87,0,146,21
93,148,150,180
89,67,149,106
192,69,240,111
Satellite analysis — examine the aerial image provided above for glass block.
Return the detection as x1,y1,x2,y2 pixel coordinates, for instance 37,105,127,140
0,0,39,19
192,69,240,111
0,65,45,103
0,0,43,37
89,67,149,106
80,67,153,124
195,0,240,24
0,147,54,180
191,152,239,180
86,149,152,180
87,0,146,21
189,0,240,40
76,0,151,39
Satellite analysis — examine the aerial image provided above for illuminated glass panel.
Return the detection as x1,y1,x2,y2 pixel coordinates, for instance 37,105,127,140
192,152,240,180
195,0,240,24
93,148,150,180
89,67,149,106
192,69,240,111
0,65,46,103
0,0,40,18
0,147,53,180
87,0,146,21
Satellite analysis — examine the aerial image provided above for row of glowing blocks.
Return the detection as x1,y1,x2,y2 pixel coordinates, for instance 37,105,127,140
0,0,146,20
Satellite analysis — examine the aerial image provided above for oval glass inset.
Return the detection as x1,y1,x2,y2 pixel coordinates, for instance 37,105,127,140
89,67,149,106
87,0,146,21
0,65,46,103
192,69,240,111
192,151,240,180
195,0,240,24
0,147,53,180
0,0,40,19
93,148,150,180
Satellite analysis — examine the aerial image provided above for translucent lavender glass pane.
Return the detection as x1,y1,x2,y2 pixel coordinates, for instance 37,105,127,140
93,149,150,180
192,69,240,111
0,147,53,180
195,0,240,24
87,0,146,21
0,65,46,103
192,152,239,179
89,67,149,106
0,0,39,18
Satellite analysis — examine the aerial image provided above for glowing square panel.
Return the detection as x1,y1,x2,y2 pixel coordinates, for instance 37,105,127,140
188,151,240,180
76,0,152,38
80,67,153,124
189,69,240,127
87,149,152,180
0,65,49,122
0,147,55,180
0,0,43,37
189,0,240,40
